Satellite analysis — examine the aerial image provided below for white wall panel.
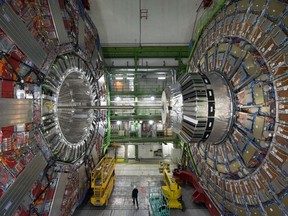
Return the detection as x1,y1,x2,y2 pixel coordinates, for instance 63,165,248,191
88,0,140,46
116,145,125,158
139,144,154,158
128,145,135,158
138,144,162,159
162,143,174,157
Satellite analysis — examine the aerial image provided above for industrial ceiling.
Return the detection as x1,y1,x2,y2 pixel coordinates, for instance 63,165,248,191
88,0,202,47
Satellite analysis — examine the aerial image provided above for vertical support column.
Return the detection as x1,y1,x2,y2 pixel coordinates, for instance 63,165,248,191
135,120,139,138
135,145,139,161
133,56,139,163
124,144,128,161
134,56,139,117
103,72,111,154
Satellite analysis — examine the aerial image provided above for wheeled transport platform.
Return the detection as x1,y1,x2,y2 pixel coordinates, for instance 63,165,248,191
91,156,115,206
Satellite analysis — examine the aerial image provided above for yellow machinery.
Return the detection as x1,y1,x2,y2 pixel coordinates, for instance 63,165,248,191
91,156,115,206
162,168,182,209
159,161,170,173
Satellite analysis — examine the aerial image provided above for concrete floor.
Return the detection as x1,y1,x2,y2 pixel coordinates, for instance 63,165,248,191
74,161,210,216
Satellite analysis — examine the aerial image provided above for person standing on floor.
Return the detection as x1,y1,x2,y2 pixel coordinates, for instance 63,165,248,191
132,185,139,209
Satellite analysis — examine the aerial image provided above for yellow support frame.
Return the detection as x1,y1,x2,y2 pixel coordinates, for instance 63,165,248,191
91,156,116,206
162,169,182,209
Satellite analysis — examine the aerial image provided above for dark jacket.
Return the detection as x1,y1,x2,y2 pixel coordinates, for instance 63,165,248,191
132,188,138,198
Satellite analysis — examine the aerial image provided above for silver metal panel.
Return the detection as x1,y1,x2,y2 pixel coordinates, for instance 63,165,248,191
49,172,69,216
48,0,70,44
43,54,98,162
205,72,233,144
91,47,99,69
78,18,86,51
0,4,47,68
91,145,99,164
0,152,47,216
0,98,33,127
57,71,93,144
161,82,183,132
98,124,105,137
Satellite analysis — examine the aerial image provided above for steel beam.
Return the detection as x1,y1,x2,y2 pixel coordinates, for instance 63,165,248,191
102,46,189,59
48,0,70,44
49,173,69,216
110,115,161,121
0,4,47,68
110,136,177,143
0,152,47,216
110,91,163,96
78,17,86,51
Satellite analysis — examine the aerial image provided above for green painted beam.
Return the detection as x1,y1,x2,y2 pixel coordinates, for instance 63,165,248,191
110,137,177,143
102,72,112,154
184,143,199,176
102,46,189,59
110,115,161,121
